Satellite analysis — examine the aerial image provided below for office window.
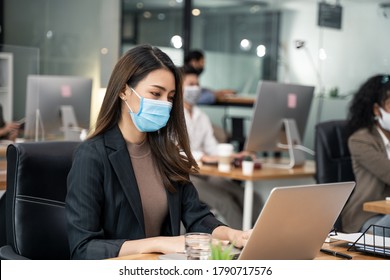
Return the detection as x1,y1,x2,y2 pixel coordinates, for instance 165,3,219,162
120,0,280,94
121,2,183,46
191,0,280,93
121,0,184,65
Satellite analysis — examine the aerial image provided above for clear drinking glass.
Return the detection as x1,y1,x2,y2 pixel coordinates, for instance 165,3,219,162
185,232,211,260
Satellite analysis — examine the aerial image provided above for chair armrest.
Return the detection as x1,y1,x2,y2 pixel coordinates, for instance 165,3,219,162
0,245,30,260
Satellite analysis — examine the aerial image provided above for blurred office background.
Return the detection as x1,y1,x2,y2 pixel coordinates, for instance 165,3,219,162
1,0,389,152
1,0,389,199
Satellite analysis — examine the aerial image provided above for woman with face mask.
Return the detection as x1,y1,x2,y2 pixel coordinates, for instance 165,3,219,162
65,45,252,260
341,74,390,236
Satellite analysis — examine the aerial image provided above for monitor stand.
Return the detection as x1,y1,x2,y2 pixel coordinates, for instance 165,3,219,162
262,118,306,169
33,108,44,142
60,105,82,141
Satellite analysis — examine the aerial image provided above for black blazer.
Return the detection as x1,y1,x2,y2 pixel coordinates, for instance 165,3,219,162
66,125,223,259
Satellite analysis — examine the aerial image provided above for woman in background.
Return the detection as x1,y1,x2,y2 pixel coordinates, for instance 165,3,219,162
341,74,390,236
66,44,251,259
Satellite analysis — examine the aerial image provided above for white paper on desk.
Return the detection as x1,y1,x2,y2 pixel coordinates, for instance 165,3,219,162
330,232,390,249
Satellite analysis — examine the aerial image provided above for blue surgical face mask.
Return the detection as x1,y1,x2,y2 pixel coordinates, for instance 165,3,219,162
124,87,172,132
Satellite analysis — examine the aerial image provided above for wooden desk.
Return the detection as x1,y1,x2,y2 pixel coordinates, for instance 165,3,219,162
215,96,255,107
318,241,384,260
0,145,7,158
110,241,383,260
198,160,315,230
1,144,10,190
0,159,6,190
363,200,390,215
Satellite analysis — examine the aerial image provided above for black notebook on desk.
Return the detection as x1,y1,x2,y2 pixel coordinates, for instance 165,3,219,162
236,182,355,260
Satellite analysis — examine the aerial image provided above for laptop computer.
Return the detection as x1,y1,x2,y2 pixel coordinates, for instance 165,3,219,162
238,182,355,260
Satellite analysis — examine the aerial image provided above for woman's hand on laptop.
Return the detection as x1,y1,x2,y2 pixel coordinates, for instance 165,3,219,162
212,226,252,248
230,229,252,248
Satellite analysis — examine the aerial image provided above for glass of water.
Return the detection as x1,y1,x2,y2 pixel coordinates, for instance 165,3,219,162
185,232,211,260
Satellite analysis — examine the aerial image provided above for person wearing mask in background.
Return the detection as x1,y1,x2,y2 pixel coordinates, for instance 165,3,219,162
180,65,262,230
341,74,390,237
184,49,236,104
65,45,252,260
0,104,20,141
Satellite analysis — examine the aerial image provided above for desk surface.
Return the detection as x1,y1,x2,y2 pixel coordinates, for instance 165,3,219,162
198,160,315,181
0,157,316,192
0,145,7,158
214,96,255,107
110,241,383,260
363,200,390,215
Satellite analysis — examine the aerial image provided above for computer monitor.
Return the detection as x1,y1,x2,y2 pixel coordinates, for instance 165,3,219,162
244,80,314,168
24,75,93,141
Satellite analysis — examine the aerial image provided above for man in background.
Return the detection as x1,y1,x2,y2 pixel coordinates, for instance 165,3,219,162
184,49,236,104
180,65,262,229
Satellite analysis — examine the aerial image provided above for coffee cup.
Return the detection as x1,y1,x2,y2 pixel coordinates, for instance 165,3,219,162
217,143,234,172
242,160,254,176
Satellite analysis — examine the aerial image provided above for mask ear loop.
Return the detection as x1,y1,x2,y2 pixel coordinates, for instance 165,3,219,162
120,88,135,113
124,100,134,113
126,87,143,115
130,87,142,99
120,87,142,114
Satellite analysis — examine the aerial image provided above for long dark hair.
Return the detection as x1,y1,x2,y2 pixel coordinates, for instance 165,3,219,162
346,74,390,137
90,44,198,192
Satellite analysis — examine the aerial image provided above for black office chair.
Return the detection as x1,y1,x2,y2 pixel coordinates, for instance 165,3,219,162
315,120,355,183
0,141,79,260
314,120,355,231
223,116,250,151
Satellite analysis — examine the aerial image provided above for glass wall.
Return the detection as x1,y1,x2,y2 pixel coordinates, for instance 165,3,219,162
121,0,280,94
2,0,389,146
3,0,107,125
0,45,39,121
121,0,184,65
119,0,390,151
191,1,280,94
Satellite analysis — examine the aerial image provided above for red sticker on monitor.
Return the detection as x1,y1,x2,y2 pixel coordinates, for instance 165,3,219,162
61,85,72,98
287,93,297,108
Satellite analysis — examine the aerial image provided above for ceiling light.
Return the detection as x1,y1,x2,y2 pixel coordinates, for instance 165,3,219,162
170,35,183,49
240,39,252,51
192,9,201,16
256,45,266,57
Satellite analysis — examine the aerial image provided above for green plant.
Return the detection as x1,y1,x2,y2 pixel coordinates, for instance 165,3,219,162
329,87,339,98
210,242,234,260
243,155,253,161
